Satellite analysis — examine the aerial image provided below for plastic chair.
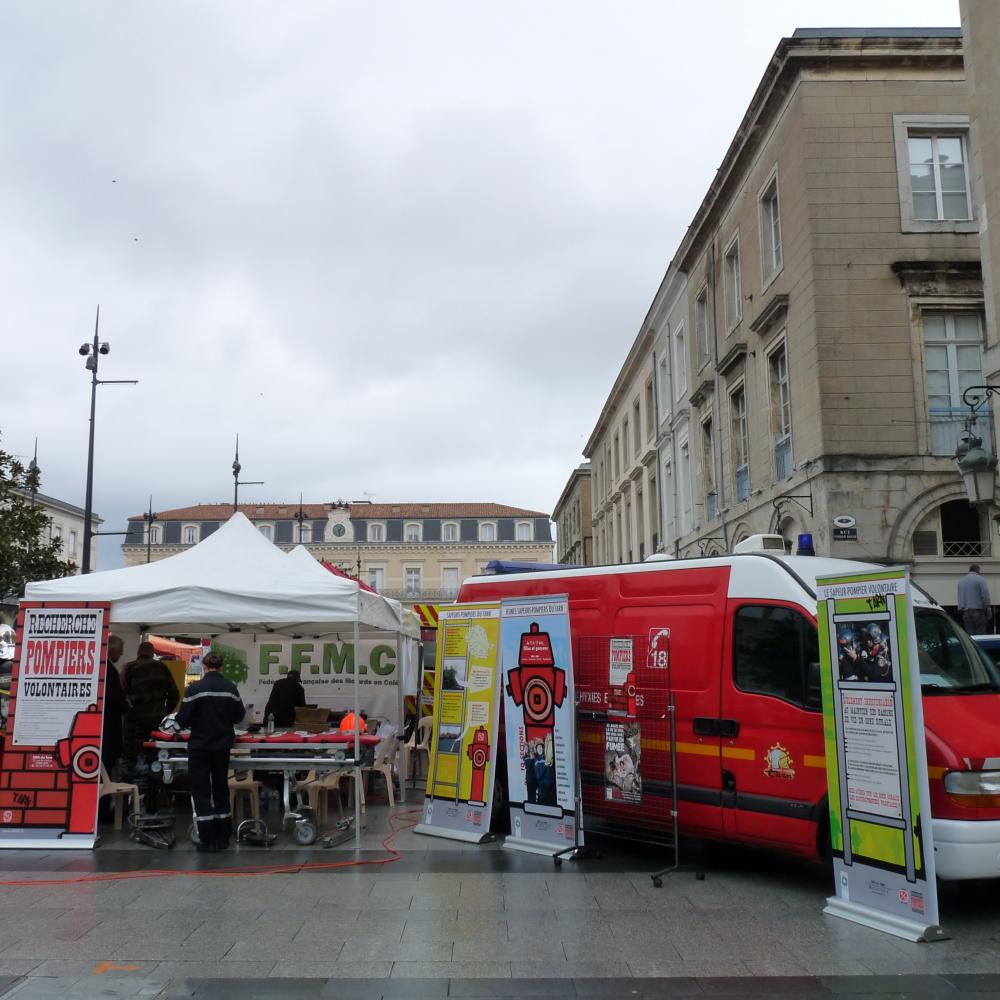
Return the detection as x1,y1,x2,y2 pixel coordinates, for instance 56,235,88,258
407,716,433,783
307,767,364,826
229,770,261,825
361,726,398,808
99,765,141,830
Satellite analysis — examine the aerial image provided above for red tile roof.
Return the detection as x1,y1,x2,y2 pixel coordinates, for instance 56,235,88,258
130,501,550,521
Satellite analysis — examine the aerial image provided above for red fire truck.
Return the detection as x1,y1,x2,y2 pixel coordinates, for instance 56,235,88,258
458,553,1000,880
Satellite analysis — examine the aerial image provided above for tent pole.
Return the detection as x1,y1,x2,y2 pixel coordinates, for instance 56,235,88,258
397,629,405,804
354,585,361,851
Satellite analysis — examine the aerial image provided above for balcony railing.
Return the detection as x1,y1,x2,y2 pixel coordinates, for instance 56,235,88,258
383,588,460,602
735,465,749,503
942,539,992,558
929,406,995,457
774,436,792,480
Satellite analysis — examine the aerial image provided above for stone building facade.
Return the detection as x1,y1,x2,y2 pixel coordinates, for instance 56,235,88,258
552,463,593,565
587,28,990,607
122,501,553,607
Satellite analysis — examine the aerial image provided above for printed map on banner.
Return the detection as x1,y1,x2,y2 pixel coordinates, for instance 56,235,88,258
414,603,502,843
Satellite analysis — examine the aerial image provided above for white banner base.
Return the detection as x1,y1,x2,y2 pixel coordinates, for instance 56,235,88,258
824,896,949,943
413,823,492,845
502,835,560,857
0,831,96,850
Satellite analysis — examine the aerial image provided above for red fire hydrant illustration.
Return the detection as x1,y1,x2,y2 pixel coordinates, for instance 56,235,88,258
466,725,491,806
506,622,566,749
608,670,638,717
55,708,103,835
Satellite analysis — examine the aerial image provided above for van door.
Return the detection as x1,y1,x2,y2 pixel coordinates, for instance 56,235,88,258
719,602,826,852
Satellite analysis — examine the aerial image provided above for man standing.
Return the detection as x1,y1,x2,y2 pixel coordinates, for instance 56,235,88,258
123,641,181,780
177,650,245,852
958,564,993,635
102,634,127,778
263,669,306,728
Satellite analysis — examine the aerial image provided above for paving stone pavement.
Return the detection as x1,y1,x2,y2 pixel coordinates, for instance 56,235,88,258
0,805,997,997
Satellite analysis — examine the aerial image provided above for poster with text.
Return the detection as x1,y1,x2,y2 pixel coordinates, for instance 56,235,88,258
501,596,581,855
817,568,944,942
604,720,641,804
0,602,110,849
414,603,502,844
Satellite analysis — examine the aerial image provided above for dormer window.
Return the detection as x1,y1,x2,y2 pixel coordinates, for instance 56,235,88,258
443,522,459,542
258,523,273,541
480,522,496,542
369,523,384,543
516,521,532,542
405,522,422,542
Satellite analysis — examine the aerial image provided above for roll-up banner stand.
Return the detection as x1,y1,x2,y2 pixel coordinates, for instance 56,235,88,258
0,602,110,849
414,603,503,844
816,567,946,942
501,596,582,856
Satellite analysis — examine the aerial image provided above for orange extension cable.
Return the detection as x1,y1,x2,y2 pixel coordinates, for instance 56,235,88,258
0,808,423,887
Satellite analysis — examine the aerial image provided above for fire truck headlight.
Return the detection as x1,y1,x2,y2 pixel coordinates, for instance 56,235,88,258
945,770,1000,807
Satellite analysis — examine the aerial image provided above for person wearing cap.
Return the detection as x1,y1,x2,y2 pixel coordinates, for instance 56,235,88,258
263,669,307,729
177,650,246,852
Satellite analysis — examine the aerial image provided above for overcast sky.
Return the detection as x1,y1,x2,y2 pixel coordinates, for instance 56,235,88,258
1,0,959,570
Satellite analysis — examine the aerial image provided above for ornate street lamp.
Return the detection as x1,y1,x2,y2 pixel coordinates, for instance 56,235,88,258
955,386,1000,508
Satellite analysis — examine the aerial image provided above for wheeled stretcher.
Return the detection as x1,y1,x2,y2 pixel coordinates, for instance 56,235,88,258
146,731,380,846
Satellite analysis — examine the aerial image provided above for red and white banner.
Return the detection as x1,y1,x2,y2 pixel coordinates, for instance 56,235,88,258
0,602,110,848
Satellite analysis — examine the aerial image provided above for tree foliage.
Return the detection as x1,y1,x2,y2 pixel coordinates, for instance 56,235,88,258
0,440,77,600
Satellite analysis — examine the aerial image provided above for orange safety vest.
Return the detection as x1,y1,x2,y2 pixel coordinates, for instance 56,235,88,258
338,711,361,732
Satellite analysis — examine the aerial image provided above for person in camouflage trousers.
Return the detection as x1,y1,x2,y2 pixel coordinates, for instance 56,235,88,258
123,641,181,798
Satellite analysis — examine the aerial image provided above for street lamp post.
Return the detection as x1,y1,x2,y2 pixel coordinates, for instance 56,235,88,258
79,306,138,574
231,435,264,513
955,385,1000,510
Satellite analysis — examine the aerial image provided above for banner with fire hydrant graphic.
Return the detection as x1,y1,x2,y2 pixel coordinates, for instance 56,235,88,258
414,603,502,844
501,596,581,856
0,602,110,849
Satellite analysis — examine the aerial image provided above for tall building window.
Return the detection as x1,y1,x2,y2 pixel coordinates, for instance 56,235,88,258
645,379,655,440
258,524,273,541
908,132,971,221
695,288,710,367
679,439,692,536
68,530,78,557
369,523,384,542
367,567,385,591
405,567,421,598
759,174,782,283
769,344,793,479
623,417,630,464
724,235,742,330
702,418,717,519
614,434,621,478
480,522,496,542
673,325,687,399
924,311,986,455
625,499,633,562
442,567,459,597
405,522,422,542
633,399,641,454
443,522,458,542
658,356,671,423
731,387,750,502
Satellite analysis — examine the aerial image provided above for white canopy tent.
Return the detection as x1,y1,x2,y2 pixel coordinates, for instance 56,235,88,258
23,513,421,839
26,512,416,638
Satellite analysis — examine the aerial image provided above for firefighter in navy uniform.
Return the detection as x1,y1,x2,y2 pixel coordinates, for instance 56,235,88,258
176,650,245,852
